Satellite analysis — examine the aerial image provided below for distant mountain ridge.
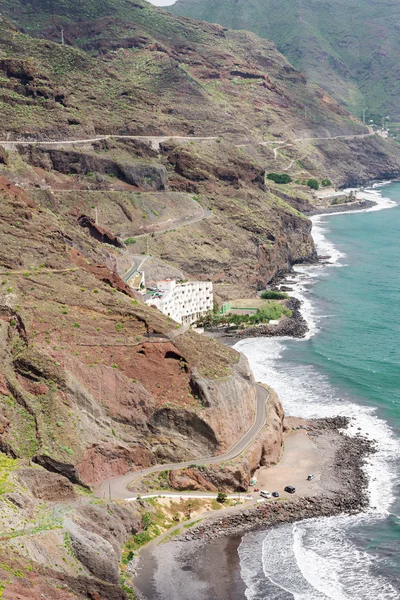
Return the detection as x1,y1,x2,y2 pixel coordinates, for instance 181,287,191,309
169,0,400,124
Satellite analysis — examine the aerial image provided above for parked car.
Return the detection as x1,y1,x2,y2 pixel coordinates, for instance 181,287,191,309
307,474,315,481
272,492,279,498
260,490,271,499
284,486,296,494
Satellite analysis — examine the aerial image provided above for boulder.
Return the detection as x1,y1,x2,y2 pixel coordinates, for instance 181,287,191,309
17,468,76,501
0,145,8,165
65,518,120,583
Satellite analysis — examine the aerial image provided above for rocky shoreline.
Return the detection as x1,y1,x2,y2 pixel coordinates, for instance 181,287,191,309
305,197,376,216
177,418,376,543
133,420,378,600
210,296,309,346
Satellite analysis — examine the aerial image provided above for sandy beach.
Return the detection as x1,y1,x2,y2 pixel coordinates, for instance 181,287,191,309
134,536,246,600
132,420,375,600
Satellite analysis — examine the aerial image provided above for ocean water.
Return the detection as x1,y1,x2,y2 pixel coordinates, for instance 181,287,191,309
235,183,400,600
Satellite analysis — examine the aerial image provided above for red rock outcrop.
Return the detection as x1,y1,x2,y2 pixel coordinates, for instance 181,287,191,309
167,387,285,492
77,444,153,485
0,373,9,395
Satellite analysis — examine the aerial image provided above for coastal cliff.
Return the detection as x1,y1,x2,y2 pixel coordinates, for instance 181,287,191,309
0,1,398,598
0,175,261,486
162,387,285,493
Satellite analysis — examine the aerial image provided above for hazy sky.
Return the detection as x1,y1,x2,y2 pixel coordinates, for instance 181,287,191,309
148,0,176,5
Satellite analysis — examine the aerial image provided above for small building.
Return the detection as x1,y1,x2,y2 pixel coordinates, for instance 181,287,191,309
129,270,145,290
144,279,213,325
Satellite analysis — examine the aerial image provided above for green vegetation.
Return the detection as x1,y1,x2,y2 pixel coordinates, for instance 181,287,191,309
217,491,227,503
0,453,18,494
124,237,137,245
197,302,292,328
267,173,292,185
307,179,320,190
170,0,400,123
260,290,288,300
122,508,175,563
321,179,332,187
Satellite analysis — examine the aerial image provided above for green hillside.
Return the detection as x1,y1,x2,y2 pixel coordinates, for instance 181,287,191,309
169,0,400,126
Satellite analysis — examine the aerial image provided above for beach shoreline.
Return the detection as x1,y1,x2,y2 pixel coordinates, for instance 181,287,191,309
304,197,376,216
131,182,398,600
132,418,376,599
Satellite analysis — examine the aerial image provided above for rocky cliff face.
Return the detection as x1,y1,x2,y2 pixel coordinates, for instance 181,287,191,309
0,462,147,599
0,175,260,489
0,2,399,597
167,387,285,492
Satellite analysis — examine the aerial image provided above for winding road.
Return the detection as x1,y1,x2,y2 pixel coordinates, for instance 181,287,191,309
123,255,149,284
97,384,269,500
258,131,375,168
0,134,218,151
130,206,212,241
0,130,375,152
122,203,212,284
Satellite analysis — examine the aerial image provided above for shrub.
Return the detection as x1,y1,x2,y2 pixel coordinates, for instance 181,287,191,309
125,237,137,245
260,290,288,300
267,172,292,184
142,512,154,530
321,178,332,187
307,178,320,190
217,492,227,503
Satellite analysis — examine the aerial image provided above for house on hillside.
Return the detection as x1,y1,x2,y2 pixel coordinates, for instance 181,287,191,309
144,279,213,325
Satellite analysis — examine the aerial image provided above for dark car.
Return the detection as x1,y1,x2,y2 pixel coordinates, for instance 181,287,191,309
272,491,279,498
284,486,296,494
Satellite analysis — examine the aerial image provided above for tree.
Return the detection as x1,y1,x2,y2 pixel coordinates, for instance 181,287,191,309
260,290,288,300
307,178,319,190
217,491,227,503
266,173,292,184
321,178,332,187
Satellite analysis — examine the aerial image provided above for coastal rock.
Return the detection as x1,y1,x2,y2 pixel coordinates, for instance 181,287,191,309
234,297,308,339
178,423,376,542
305,199,376,216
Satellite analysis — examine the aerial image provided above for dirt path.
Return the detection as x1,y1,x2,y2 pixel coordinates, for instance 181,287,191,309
1,130,374,152
122,201,212,284
131,205,212,240
258,132,375,167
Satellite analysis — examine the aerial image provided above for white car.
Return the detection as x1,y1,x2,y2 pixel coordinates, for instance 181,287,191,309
260,490,271,499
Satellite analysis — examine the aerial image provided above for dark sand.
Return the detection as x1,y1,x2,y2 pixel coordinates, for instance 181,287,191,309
135,535,246,600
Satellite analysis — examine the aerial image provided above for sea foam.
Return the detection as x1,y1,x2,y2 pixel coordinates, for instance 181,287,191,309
236,184,400,599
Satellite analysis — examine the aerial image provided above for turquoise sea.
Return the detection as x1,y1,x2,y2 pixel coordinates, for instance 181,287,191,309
236,183,400,599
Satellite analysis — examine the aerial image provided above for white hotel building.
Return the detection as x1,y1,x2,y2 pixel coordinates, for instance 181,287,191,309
145,279,213,325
